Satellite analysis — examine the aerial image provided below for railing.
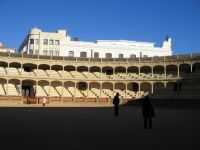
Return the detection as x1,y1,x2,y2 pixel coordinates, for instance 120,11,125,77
0,51,199,63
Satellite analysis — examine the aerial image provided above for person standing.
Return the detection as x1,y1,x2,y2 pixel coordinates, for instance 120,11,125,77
142,96,155,129
42,97,46,107
113,93,120,116
27,96,30,105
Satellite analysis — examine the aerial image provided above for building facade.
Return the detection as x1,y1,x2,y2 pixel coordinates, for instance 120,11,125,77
19,28,172,58
0,42,16,53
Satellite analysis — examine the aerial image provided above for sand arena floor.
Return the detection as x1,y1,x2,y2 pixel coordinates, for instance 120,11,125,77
0,106,199,150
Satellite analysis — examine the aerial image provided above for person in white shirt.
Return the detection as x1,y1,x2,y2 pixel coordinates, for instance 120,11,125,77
42,97,46,107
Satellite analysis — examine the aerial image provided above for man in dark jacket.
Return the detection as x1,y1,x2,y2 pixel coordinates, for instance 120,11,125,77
142,96,155,129
113,93,120,116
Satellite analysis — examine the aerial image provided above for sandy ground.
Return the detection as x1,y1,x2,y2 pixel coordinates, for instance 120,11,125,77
0,106,200,150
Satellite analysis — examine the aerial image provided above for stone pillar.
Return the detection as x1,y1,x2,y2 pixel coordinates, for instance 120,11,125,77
152,66,154,78
100,67,102,79
138,67,140,79
20,64,23,76
87,82,89,98
6,79,8,96
177,65,180,78
100,83,102,97
61,82,64,103
164,66,166,78
74,82,76,98
125,83,127,99
36,81,38,104
20,80,23,104
49,82,51,103
151,83,154,94
62,66,64,78
36,65,39,76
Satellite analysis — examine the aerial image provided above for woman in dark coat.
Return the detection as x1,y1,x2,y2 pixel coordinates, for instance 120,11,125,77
142,96,155,129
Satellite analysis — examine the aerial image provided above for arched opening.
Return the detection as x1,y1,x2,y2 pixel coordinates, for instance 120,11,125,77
166,65,178,78
50,65,63,77
140,66,152,78
179,64,191,77
8,62,21,76
192,63,200,73
0,61,8,75
38,64,50,77
127,66,139,79
127,82,138,98
22,63,37,76
153,82,165,99
102,82,113,98
77,66,88,78
37,80,49,97
8,79,20,96
102,66,113,79
50,81,62,97
64,81,75,97
166,82,178,99
89,82,100,97
76,82,88,97
89,66,101,79
114,82,126,98
0,78,6,95
115,66,126,79
64,65,76,78
153,65,164,78
102,66,113,75
22,80,36,97
140,82,151,96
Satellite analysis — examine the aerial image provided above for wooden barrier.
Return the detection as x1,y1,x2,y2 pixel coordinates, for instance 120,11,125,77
86,98,96,102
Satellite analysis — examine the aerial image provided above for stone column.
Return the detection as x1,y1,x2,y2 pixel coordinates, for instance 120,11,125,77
138,67,140,79
6,79,8,96
49,82,51,103
152,66,154,78
164,66,166,78
87,82,89,98
36,81,38,104
177,65,180,78
125,83,127,99
62,66,64,78
151,83,154,94
61,82,64,103
20,80,23,104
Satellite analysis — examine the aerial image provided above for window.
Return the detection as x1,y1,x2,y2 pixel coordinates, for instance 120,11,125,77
80,51,87,58
30,39,34,44
105,53,112,59
130,54,136,58
69,51,74,57
55,51,59,56
29,49,33,54
94,52,99,58
143,55,148,58
49,39,54,45
35,50,39,55
49,50,53,56
55,40,60,45
35,39,39,44
119,54,123,58
43,39,48,45
43,50,48,55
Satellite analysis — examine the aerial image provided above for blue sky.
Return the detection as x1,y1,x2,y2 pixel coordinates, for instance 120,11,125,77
0,0,200,54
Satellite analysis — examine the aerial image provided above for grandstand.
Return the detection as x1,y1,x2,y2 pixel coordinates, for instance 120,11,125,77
0,52,200,104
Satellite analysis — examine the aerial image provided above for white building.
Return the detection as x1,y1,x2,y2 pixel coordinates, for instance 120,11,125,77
19,27,172,58
0,42,16,53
